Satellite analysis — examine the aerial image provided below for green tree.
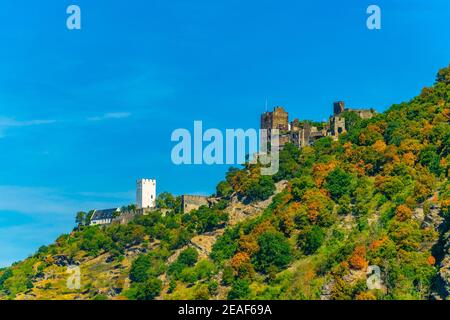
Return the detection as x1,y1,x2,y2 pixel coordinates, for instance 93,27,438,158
178,247,198,267
216,180,233,198
436,64,450,84
298,226,325,255
341,111,362,131
419,146,442,175
156,192,178,209
75,211,86,226
254,231,292,273
246,176,275,202
221,265,235,286
291,176,315,200
132,277,162,300
129,255,152,283
324,168,355,200
227,279,250,300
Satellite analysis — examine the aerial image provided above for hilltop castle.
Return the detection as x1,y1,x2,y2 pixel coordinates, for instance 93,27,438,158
89,178,210,226
260,101,374,148
88,101,373,226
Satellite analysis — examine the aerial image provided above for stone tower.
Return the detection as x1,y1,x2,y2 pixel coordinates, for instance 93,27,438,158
330,116,346,139
136,179,156,209
333,101,345,115
260,106,289,132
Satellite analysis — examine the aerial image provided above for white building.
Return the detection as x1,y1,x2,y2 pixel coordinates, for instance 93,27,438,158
89,208,121,226
136,179,156,209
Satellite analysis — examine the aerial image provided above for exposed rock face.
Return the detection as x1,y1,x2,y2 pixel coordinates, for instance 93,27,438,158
421,205,444,230
190,230,224,257
438,230,450,299
320,279,335,300
225,180,287,226
52,255,79,267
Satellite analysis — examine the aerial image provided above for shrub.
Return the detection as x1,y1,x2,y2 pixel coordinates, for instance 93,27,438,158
178,247,198,267
253,231,292,273
325,168,355,200
216,180,233,198
246,176,276,202
298,226,325,255
291,176,315,201
132,277,162,300
227,279,250,300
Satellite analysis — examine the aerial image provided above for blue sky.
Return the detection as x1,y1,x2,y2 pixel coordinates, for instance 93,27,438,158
0,0,449,267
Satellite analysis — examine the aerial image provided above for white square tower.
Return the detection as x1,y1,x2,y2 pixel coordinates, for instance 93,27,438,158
136,179,156,209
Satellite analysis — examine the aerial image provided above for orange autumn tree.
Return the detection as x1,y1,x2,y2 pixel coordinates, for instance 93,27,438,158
230,252,255,279
238,234,259,255
312,161,336,187
395,204,413,222
301,189,334,222
349,246,369,270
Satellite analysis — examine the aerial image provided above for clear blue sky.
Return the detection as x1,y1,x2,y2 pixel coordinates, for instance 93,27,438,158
0,0,449,267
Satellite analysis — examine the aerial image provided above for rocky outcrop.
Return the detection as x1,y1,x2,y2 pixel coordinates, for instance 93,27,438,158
421,204,444,230
437,229,450,299
52,255,79,267
225,180,287,226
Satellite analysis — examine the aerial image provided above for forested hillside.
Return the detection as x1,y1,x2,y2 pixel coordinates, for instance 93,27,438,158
1,65,449,300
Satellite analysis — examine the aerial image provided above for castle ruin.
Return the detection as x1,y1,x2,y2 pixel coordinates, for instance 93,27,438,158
260,101,374,148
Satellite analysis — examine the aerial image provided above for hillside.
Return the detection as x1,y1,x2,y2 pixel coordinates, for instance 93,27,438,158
0,65,449,300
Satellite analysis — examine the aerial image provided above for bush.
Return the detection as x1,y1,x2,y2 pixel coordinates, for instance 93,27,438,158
211,227,239,263
216,180,233,198
227,279,250,300
132,277,162,300
325,168,355,201
298,226,325,255
253,231,292,273
189,207,228,233
246,176,275,202
222,265,235,286
178,248,198,267
208,280,218,295
129,255,152,283
179,260,216,284
168,248,199,279
291,176,315,201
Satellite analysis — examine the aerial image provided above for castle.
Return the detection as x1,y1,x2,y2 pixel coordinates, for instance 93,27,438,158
89,101,373,226
260,101,374,148
90,179,158,226
89,179,210,226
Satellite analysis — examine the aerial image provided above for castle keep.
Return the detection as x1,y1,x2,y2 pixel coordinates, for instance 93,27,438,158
136,178,156,209
261,101,374,148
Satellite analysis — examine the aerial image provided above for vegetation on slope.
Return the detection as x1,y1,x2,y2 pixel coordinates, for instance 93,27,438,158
0,65,449,300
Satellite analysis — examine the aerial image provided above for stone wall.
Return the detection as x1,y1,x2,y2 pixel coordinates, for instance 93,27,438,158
113,211,142,225
112,208,171,225
181,195,210,213
346,108,374,120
